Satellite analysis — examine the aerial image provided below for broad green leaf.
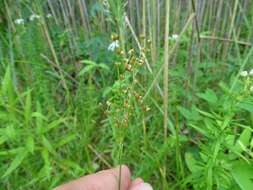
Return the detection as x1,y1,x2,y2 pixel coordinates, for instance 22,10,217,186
177,105,200,121
177,106,192,120
237,102,253,113
78,65,96,76
231,161,253,190
98,63,110,71
78,60,109,76
196,108,215,119
189,124,211,138
2,148,28,178
234,128,251,153
80,60,96,65
185,152,202,172
225,135,235,147
197,89,218,104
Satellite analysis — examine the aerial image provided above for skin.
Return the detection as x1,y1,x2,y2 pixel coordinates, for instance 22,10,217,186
54,165,153,190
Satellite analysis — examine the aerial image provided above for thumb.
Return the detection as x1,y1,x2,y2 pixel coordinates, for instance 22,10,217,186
54,165,131,190
129,183,153,190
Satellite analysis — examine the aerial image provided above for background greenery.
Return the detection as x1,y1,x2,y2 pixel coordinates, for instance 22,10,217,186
0,0,253,189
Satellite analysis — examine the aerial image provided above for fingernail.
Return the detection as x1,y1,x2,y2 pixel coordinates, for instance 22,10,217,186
135,182,153,190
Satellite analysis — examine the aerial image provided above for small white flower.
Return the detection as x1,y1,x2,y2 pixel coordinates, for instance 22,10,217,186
46,13,52,18
169,34,179,41
172,34,179,40
29,14,41,21
250,86,253,92
240,71,248,77
249,69,253,76
108,40,119,51
14,18,25,25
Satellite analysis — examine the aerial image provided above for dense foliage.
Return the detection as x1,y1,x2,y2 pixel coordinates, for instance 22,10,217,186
0,0,253,189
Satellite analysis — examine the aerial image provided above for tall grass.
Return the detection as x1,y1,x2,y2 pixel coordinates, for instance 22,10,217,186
0,0,253,189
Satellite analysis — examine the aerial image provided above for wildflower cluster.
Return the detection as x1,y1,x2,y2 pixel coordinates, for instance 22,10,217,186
105,36,150,128
14,13,52,25
169,34,179,41
240,69,253,93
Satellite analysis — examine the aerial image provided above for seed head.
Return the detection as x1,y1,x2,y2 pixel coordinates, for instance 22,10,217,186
138,59,144,66
128,49,134,55
119,74,125,80
125,64,133,72
124,100,130,108
106,100,111,107
140,34,145,39
144,106,151,112
111,34,119,41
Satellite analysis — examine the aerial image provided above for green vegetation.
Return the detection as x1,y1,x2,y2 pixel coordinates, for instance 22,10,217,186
0,0,253,189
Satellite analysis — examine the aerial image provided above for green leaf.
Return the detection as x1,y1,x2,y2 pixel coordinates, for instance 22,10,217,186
177,106,192,120
185,152,202,172
196,108,215,119
78,60,109,76
234,128,251,153
5,125,16,141
237,102,253,113
45,118,66,133
42,136,55,154
1,66,15,104
189,124,211,138
197,89,217,104
24,90,32,127
55,134,77,148
231,161,253,190
177,105,200,121
2,148,28,178
26,136,35,153
41,149,51,178
0,135,7,145
78,65,96,76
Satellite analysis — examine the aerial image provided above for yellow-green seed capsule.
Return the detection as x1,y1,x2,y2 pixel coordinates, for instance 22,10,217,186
128,49,134,55
144,106,151,112
125,64,133,72
111,34,119,41
140,34,145,39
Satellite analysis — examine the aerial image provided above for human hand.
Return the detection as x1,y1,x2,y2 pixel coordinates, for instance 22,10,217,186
54,165,153,190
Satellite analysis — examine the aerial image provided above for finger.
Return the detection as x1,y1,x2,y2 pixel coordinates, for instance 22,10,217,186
129,183,153,190
129,178,144,188
54,165,131,190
